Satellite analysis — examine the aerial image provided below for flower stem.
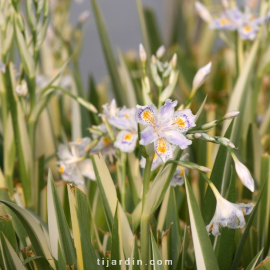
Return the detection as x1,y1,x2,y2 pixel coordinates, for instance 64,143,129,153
142,155,153,210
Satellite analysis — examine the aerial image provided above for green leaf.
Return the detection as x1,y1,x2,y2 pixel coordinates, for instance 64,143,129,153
245,248,264,270
91,154,118,232
90,0,124,105
247,123,263,181
184,175,220,270
111,204,125,270
254,257,270,269
0,233,27,270
13,16,35,78
76,208,101,270
129,237,141,270
0,189,28,247
222,37,260,142
0,215,18,254
3,114,15,194
231,178,266,270
258,155,270,256
118,50,138,108
165,187,182,270
150,231,165,270
47,169,76,267
179,226,189,270
68,185,100,270
5,63,33,208
202,120,234,225
0,200,54,270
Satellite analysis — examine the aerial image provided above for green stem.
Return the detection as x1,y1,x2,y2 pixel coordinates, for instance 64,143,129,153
140,215,150,270
142,155,154,210
120,153,127,211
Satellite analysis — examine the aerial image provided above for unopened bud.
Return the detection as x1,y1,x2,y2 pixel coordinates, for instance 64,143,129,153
171,54,177,69
156,45,165,59
78,10,90,24
139,44,147,63
195,133,201,138
151,55,156,65
192,62,212,90
201,133,215,141
224,110,240,119
228,142,236,148
195,1,212,23
77,97,98,113
201,120,217,130
15,80,28,96
199,166,211,172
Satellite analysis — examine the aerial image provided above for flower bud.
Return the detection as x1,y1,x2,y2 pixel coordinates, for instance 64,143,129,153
199,166,211,172
78,10,90,24
77,97,98,113
195,133,202,138
228,142,236,149
195,1,212,23
151,55,156,65
232,154,254,192
156,45,166,59
15,80,28,96
139,44,147,63
192,62,212,90
224,110,240,119
171,54,177,69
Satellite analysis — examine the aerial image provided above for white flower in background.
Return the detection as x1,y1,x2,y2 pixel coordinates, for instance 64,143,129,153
136,99,195,162
57,137,95,185
36,75,49,90
15,80,28,97
156,45,166,59
101,99,118,121
78,10,90,24
195,1,270,40
195,1,212,23
232,154,255,192
91,124,117,163
59,75,73,90
109,107,138,152
224,110,240,119
0,61,5,73
171,54,177,68
139,44,147,63
206,183,254,236
192,62,212,90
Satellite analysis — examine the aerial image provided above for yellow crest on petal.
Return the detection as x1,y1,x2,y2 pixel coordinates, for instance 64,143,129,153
59,166,65,174
124,133,133,141
220,19,233,26
173,117,186,128
177,165,185,177
243,26,252,33
102,137,111,146
142,110,156,124
76,138,82,143
156,138,167,154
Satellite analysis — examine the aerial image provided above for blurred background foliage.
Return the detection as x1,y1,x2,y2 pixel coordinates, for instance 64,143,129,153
0,0,270,269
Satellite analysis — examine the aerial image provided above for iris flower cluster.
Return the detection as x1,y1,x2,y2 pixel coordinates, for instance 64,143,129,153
56,44,255,236
195,0,269,40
